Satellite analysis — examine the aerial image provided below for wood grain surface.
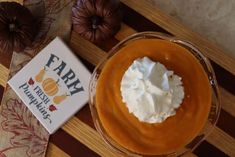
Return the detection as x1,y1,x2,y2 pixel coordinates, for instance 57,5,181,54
121,0,235,75
0,64,8,87
0,1,235,157
0,0,23,4
46,143,70,157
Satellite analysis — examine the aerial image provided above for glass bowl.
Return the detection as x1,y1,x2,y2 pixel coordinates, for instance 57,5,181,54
89,32,221,157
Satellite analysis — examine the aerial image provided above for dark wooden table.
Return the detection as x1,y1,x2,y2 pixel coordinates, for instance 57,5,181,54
0,1,235,157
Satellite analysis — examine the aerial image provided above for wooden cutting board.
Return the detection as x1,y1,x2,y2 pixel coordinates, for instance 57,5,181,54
0,0,235,157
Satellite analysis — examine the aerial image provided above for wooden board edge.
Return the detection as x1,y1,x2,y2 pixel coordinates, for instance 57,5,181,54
207,127,235,157
0,64,9,87
46,143,70,157
62,117,123,157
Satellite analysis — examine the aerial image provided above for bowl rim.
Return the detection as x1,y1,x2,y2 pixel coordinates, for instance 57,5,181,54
89,31,221,157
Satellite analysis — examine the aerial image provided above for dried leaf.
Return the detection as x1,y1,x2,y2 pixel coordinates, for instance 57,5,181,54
1,99,49,157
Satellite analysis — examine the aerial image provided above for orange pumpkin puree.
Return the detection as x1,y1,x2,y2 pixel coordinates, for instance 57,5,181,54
96,39,211,155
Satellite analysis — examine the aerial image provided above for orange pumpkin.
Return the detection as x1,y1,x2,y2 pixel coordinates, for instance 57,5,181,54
42,78,59,96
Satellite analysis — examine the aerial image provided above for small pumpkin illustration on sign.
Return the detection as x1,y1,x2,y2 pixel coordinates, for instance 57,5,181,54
72,0,122,43
42,78,59,96
34,67,70,107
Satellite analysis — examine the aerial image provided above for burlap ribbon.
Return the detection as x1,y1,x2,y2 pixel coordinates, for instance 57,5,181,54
0,1,73,157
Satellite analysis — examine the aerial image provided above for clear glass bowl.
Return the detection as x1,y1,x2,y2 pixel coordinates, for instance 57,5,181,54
89,32,221,157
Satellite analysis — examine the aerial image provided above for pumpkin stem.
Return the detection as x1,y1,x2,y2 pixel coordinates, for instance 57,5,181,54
9,17,19,32
91,16,102,29
56,79,60,84
44,66,48,71
9,23,17,32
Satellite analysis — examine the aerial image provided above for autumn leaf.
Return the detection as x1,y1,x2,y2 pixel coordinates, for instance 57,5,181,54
1,99,49,157
0,153,7,157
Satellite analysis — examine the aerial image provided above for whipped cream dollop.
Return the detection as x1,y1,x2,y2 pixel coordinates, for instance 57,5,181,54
120,57,184,123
